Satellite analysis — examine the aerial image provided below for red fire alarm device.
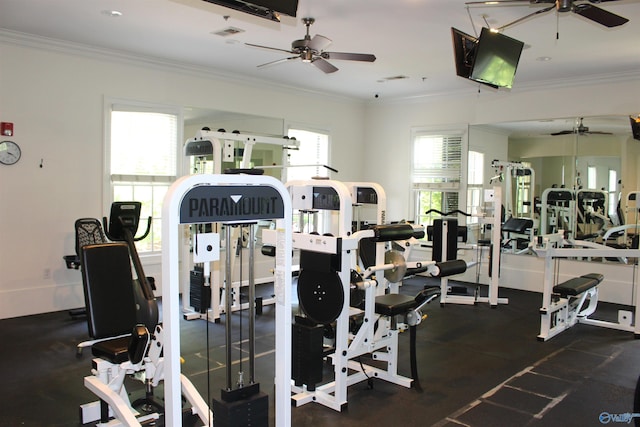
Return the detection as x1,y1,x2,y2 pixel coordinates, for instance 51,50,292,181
1,122,14,137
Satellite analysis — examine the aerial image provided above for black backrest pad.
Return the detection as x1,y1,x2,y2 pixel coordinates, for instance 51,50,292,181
81,243,137,338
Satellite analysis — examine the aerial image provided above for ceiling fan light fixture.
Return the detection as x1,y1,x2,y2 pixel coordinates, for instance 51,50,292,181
301,51,313,62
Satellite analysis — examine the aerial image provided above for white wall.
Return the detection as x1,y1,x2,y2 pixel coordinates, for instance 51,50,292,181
0,36,367,319
1,33,639,319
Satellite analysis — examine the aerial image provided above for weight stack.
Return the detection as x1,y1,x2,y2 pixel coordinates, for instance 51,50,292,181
189,266,210,313
212,389,269,427
292,317,324,391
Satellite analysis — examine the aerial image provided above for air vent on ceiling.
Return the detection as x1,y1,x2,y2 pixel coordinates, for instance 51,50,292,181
212,27,245,37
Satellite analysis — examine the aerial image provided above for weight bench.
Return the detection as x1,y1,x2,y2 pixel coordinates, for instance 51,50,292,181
538,273,603,341
375,287,440,391
502,217,534,252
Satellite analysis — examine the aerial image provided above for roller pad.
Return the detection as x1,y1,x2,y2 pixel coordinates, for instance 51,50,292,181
434,259,467,277
370,224,414,242
553,273,603,297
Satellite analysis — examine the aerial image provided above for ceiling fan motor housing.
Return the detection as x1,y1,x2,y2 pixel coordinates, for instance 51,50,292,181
292,38,311,52
557,0,572,12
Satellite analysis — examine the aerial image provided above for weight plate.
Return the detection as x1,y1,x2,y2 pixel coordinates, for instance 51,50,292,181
384,250,407,283
350,270,365,309
297,269,344,325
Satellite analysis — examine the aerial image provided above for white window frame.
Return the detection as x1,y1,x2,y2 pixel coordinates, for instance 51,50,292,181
608,169,618,216
103,98,183,257
587,165,597,190
285,123,332,182
409,126,468,226
285,122,332,233
467,150,484,224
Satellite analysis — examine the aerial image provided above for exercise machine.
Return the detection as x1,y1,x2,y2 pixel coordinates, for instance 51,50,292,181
162,173,294,427
79,202,211,426
533,234,640,341
491,160,536,221
540,188,575,237
427,186,508,307
63,218,117,354
280,179,459,411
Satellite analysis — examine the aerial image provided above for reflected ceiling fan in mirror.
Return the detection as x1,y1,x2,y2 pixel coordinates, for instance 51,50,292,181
465,0,630,31
550,117,613,136
245,17,376,73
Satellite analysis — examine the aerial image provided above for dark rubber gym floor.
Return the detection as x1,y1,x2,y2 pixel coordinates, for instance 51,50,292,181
1,277,640,426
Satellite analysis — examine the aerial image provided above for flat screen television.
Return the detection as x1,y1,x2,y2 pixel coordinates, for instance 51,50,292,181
451,27,524,89
202,0,298,20
631,116,640,141
451,27,479,82
470,27,524,89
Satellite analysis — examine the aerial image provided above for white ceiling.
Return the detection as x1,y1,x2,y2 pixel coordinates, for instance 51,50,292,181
0,0,638,133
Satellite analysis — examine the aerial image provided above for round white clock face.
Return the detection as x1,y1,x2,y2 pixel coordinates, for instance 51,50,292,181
0,140,21,165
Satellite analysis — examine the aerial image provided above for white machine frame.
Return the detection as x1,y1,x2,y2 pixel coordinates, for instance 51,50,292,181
439,186,507,307
278,179,434,412
491,160,536,221
80,324,211,426
534,235,640,341
162,173,293,427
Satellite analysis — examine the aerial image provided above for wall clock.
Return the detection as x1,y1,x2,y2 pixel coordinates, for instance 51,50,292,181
0,140,21,165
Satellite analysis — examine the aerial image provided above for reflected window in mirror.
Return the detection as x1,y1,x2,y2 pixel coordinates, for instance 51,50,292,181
467,150,484,224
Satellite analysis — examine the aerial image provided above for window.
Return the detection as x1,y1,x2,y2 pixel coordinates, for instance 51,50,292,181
587,165,597,190
608,169,618,216
286,128,330,182
286,127,331,233
466,151,484,224
107,101,181,253
411,129,466,226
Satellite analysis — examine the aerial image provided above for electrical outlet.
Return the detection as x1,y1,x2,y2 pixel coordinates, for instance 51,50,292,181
43,268,51,280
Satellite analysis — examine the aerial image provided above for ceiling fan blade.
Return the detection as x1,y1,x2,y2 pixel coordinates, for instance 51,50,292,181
321,52,376,62
587,131,614,135
311,57,339,74
257,56,299,68
308,34,332,52
550,130,574,136
573,3,629,27
245,43,294,55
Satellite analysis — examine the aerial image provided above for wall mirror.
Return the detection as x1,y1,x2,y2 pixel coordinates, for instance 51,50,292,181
183,107,286,179
477,115,639,245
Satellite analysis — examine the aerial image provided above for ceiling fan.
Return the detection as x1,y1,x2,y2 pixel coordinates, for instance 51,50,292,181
245,17,376,74
550,117,613,136
465,0,630,31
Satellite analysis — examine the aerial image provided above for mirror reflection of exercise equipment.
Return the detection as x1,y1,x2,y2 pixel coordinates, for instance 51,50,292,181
183,128,299,323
